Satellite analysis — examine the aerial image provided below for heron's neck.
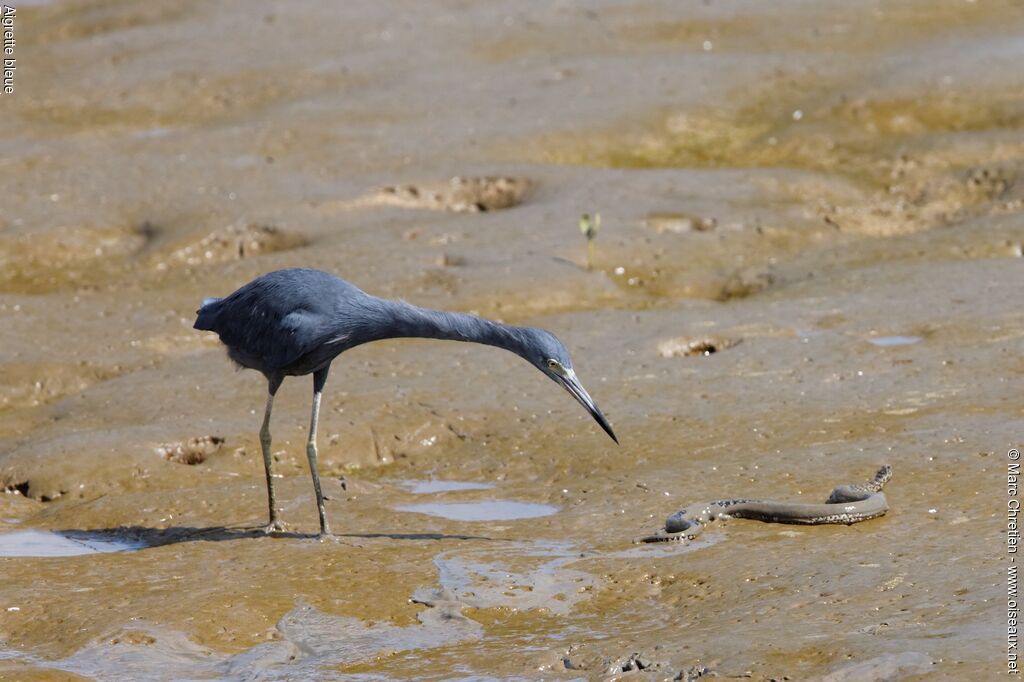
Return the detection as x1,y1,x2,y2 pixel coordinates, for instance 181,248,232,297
376,299,530,358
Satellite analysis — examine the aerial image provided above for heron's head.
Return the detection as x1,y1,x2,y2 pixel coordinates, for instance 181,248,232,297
519,327,617,443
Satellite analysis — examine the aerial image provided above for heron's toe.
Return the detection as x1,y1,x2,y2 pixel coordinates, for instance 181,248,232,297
320,534,367,548
263,520,289,535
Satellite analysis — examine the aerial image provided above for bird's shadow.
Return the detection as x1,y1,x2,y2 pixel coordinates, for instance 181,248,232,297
55,525,493,549
340,532,492,541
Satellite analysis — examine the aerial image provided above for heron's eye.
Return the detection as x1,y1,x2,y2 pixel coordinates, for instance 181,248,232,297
546,358,560,370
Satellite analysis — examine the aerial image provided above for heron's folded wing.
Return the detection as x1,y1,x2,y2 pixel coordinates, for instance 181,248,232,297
259,309,341,370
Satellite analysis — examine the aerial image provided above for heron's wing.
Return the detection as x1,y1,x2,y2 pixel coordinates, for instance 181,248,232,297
199,269,372,373
211,300,340,372
264,309,340,370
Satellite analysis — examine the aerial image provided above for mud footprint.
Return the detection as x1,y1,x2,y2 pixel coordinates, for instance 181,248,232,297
657,335,741,357
153,223,307,269
155,435,225,465
0,224,149,293
324,176,532,213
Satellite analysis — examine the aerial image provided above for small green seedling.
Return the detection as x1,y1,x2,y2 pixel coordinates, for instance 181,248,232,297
579,212,600,271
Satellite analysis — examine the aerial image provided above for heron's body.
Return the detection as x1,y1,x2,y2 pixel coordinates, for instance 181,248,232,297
194,268,615,536
196,269,561,378
196,269,368,377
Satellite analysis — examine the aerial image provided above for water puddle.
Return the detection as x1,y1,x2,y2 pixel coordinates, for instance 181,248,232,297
25,599,482,681
868,335,923,347
426,541,596,615
0,530,146,557
132,127,176,139
421,538,708,619
400,480,496,494
395,500,558,522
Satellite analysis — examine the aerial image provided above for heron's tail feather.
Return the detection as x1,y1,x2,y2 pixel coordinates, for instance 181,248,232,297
193,297,223,331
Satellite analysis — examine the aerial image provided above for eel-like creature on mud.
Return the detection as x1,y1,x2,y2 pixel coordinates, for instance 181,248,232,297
637,465,892,544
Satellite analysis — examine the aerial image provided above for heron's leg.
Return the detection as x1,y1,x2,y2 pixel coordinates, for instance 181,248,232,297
261,375,285,534
307,367,331,537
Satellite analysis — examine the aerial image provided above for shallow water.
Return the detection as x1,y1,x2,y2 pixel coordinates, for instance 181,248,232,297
32,599,484,682
0,530,146,557
395,500,558,522
0,0,1017,679
868,336,924,347
399,480,496,494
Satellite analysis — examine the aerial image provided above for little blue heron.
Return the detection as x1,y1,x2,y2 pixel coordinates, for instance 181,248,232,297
194,268,616,537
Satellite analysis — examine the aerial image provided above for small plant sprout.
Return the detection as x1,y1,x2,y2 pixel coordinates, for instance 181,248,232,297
579,212,600,271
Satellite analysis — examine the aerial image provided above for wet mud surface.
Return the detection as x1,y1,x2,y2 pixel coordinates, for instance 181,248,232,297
329,176,532,214
0,0,1017,679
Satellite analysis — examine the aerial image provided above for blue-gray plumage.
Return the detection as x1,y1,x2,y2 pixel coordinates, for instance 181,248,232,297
194,267,616,537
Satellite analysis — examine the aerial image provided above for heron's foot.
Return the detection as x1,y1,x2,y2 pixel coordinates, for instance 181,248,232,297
263,520,289,535
320,534,365,548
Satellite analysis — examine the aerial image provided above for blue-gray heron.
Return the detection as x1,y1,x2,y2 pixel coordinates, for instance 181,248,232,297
194,268,616,537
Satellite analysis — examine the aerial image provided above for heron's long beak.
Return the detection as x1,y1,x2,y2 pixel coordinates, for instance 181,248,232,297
558,369,617,443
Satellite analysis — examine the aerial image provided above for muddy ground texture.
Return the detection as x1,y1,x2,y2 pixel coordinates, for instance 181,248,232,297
0,1,1019,679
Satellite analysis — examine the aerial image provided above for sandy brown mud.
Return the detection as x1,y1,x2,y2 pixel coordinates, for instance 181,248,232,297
0,0,1018,679
326,176,532,214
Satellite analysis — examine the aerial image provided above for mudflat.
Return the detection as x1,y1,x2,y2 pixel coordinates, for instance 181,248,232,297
0,1,1018,679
